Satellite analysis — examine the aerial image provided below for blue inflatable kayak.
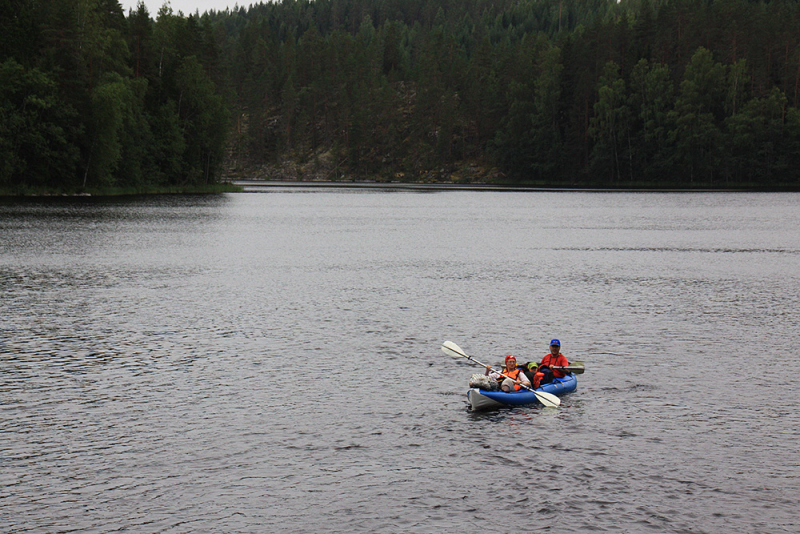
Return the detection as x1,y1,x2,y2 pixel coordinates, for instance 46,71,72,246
467,373,578,410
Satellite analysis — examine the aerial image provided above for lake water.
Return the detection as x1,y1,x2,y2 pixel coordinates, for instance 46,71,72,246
2,189,799,533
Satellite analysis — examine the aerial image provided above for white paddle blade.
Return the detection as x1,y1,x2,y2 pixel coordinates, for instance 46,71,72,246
441,340,468,359
535,390,561,408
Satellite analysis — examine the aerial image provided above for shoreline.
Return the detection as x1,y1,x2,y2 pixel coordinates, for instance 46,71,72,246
3,181,797,197
232,179,789,193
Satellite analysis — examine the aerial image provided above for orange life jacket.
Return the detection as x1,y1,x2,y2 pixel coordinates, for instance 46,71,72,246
534,353,569,388
539,353,569,378
502,367,524,391
533,371,545,389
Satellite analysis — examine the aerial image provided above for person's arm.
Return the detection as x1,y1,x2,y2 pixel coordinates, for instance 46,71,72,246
552,354,569,377
518,372,531,387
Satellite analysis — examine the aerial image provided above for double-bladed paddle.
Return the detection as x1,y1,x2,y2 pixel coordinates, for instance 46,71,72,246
551,362,585,374
441,340,561,408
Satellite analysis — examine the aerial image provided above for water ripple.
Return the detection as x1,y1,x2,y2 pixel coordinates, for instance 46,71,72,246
2,192,799,533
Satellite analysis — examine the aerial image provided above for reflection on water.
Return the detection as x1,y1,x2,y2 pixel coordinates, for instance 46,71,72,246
2,191,799,533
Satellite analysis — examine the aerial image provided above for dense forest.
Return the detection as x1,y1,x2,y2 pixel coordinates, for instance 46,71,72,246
3,0,800,192
0,0,229,194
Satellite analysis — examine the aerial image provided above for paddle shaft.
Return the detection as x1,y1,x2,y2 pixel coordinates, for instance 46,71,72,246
441,341,560,407
452,350,529,388
551,363,585,375
478,361,532,391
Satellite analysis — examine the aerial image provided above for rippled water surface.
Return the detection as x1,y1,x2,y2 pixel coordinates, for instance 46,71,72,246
2,190,799,533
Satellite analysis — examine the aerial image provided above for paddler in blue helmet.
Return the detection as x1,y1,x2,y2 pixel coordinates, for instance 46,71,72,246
531,339,569,389
484,354,531,392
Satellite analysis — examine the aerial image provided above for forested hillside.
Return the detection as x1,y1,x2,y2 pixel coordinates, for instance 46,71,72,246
1,0,228,194
3,0,800,192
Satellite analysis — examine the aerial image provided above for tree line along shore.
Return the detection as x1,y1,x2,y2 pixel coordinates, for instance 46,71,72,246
2,0,800,195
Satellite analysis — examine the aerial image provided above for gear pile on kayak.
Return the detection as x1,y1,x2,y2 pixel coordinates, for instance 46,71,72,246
442,340,582,411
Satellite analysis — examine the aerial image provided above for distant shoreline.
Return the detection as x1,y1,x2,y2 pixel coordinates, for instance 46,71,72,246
232,180,784,193
3,181,795,198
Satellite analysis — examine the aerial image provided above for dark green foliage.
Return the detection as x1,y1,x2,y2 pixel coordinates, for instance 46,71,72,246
3,0,800,192
1,0,228,194
0,59,80,189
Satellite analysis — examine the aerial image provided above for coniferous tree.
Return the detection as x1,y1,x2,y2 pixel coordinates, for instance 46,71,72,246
4,0,800,192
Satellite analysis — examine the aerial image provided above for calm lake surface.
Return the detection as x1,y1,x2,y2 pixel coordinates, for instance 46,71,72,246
2,189,799,533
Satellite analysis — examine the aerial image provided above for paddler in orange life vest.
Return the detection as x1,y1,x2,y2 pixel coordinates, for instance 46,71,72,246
531,339,569,389
485,354,531,392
